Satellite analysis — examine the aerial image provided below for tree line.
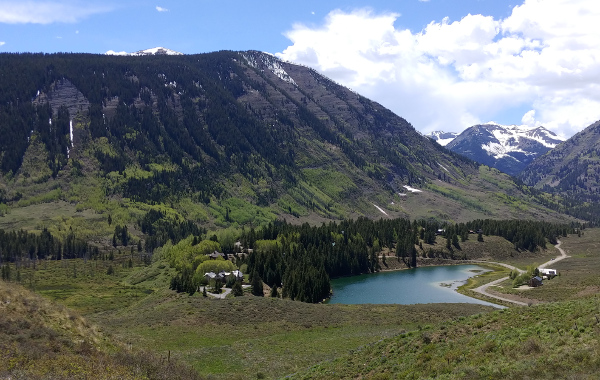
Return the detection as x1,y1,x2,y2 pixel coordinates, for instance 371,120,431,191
240,217,578,303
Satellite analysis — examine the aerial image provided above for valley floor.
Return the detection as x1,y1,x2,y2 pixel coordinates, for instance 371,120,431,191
2,229,599,379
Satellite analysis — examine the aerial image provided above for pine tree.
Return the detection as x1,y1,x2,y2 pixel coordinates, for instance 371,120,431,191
251,272,264,296
232,281,244,297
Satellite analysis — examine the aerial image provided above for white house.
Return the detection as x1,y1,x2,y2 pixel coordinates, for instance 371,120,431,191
540,268,557,276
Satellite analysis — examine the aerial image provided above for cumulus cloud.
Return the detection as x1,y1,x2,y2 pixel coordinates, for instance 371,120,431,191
0,1,112,24
156,6,168,12
105,50,128,56
0,41,5,46
277,0,600,137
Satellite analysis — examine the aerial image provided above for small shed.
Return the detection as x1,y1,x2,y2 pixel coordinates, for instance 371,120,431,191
529,276,543,287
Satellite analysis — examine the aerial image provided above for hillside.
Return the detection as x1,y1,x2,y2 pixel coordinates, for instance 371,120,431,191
0,280,200,379
0,51,572,239
519,120,600,222
446,123,564,177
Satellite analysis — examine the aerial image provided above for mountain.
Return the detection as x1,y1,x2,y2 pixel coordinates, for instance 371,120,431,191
0,51,572,238
426,131,459,146
519,120,600,222
446,123,564,176
106,47,183,56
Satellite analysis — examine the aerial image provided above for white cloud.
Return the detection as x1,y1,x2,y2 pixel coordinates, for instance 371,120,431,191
0,41,5,46
0,1,112,24
156,6,168,12
105,50,128,56
277,1,600,138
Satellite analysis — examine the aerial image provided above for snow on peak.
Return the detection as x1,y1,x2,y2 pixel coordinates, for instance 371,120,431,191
426,131,458,146
477,123,565,159
242,52,297,86
106,47,183,56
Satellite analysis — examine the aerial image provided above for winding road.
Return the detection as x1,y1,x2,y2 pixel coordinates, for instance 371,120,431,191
471,240,569,307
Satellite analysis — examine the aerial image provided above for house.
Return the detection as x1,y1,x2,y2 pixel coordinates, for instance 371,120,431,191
231,270,243,280
204,272,217,281
208,251,225,259
540,268,557,277
529,276,543,287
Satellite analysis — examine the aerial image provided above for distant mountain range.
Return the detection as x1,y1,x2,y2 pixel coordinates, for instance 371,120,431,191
427,123,564,176
106,47,183,56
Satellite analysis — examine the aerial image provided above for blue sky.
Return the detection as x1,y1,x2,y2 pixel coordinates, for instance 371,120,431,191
1,0,600,137
0,0,514,54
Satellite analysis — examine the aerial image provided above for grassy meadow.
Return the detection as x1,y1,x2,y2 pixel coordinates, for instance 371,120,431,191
3,250,493,379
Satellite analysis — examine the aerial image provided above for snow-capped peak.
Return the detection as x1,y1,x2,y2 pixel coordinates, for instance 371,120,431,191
446,122,566,176
426,131,459,146
106,47,183,56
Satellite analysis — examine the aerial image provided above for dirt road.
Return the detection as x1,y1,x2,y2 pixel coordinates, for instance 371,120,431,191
471,240,568,307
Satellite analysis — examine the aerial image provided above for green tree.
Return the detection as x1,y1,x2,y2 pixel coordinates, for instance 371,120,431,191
251,272,264,296
232,281,244,297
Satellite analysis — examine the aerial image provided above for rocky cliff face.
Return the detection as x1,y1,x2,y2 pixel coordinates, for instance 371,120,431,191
33,78,90,119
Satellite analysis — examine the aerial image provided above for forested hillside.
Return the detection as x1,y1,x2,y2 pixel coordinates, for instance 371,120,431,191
0,51,574,238
519,120,600,223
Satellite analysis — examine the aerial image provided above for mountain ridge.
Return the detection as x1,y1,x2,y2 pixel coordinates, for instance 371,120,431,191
446,123,564,176
0,51,574,236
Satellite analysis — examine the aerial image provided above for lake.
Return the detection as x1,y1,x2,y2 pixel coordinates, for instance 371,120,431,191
328,264,502,308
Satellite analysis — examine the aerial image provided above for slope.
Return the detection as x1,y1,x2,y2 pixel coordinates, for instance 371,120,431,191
519,120,600,222
0,279,200,379
0,51,572,238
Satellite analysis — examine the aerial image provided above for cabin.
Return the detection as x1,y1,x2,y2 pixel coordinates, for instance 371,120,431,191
529,276,543,287
208,251,225,259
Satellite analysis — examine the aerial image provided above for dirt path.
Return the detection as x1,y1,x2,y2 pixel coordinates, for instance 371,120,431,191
470,240,569,307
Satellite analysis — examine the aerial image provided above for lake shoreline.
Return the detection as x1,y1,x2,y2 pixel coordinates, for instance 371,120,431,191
323,257,504,304
326,262,501,307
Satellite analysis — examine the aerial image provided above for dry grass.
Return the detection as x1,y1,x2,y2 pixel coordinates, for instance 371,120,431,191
0,280,202,380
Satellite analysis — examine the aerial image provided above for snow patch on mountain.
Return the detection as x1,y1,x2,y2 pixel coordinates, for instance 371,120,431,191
242,52,297,86
426,131,459,146
479,123,563,160
373,204,388,216
106,47,183,56
403,185,422,193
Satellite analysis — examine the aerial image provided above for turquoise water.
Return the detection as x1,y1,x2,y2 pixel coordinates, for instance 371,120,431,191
328,265,501,308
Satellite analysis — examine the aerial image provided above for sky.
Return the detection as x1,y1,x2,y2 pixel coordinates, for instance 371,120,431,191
1,0,599,138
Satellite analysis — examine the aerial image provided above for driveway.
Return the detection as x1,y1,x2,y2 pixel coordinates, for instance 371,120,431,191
470,240,569,307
